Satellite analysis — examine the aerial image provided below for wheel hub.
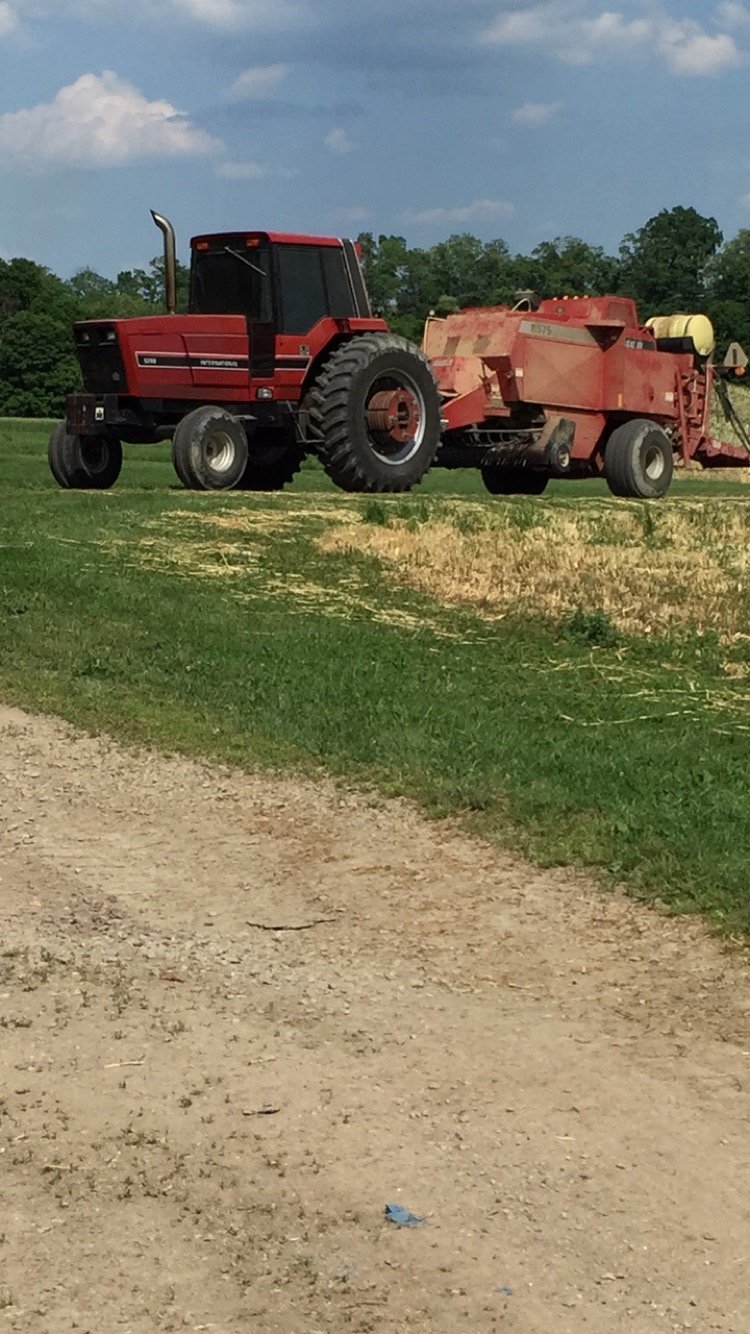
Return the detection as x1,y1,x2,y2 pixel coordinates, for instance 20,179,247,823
366,388,421,450
205,429,236,474
81,438,108,474
643,442,665,481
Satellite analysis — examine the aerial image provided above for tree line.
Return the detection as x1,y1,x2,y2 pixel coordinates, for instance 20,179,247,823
2,205,750,418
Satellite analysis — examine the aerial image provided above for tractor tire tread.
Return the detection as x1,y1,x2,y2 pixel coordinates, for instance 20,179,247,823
48,422,122,490
235,441,305,491
172,405,249,491
308,334,440,493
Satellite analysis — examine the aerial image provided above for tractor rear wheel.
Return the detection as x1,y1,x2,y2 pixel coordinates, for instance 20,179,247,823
172,406,249,490
307,334,441,492
48,422,122,489
235,427,304,491
604,419,673,499
481,466,548,496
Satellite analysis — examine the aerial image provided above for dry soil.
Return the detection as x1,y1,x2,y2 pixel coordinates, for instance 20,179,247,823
1,703,749,1333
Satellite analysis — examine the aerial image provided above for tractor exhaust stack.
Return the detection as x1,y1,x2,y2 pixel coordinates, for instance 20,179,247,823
150,210,177,315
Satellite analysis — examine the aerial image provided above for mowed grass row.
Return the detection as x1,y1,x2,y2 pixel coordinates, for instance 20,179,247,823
3,418,750,931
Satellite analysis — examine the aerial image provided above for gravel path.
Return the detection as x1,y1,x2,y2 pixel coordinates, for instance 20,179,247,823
1,703,748,1332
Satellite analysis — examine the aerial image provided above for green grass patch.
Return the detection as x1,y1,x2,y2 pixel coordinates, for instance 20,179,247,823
3,419,750,932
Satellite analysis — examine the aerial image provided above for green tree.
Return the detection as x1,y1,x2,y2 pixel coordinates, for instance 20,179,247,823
358,231,517,334
66,267,118,319
518,236,620,300
0,309,80,417
618,206,722,316
428,233,512,309
66,264,174,319
116,254,190,313
358,234,414,311
357,234,438,339
705,229,750,354
0,258,47,319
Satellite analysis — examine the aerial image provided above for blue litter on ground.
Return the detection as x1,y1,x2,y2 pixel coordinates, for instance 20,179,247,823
384,1203,427,1228
497,1286,514,1296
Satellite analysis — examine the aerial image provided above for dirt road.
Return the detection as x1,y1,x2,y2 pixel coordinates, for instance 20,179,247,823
1,704,749,1332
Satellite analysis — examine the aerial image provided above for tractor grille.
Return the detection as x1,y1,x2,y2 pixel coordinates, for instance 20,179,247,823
74,325,126,394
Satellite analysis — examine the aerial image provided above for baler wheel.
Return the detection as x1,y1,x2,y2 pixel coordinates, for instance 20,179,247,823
481,466,548,496
48,422,122,490
604,419,673,499
307,333,441,493
171,406,249,491
235,428,305,491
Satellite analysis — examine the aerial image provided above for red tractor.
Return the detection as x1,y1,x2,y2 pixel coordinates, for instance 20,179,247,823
50,213,750,500
49,212,442,494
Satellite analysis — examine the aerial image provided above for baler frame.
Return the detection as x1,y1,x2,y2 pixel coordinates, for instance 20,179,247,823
423,294,750,496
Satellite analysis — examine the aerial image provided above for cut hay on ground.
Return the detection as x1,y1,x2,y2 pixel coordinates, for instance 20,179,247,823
319,500,750,641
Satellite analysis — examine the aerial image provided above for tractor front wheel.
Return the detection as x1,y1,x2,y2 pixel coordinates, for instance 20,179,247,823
604,419,673,499
48,422,123,489
481,466,548,496
172,406,249,490
307,334,441,492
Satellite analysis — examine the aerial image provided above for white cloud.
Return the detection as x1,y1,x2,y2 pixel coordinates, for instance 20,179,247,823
482,3,651,64
659,21,742,75
405,198,514,226
224,63,289,102
324,127,353,154
216,159,297,180
0,71,221,171
581,10,652,58
338,206,370,223
4,0,312,32
216,160,267,179
167,0,309,26
512,100,563,127
481,3,744,76
719,1,750,28
0,2,16,35
172,0,244,21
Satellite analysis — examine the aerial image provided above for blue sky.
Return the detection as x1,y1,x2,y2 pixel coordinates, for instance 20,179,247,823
0,1,749,279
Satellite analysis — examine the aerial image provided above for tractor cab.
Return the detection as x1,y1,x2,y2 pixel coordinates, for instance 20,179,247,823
188,232,372,331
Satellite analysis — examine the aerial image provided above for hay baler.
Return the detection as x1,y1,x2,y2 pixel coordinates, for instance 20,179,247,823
423,295,749,498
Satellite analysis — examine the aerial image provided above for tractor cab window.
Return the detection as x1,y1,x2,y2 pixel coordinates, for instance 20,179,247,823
277,245,357,334
190,244,273,320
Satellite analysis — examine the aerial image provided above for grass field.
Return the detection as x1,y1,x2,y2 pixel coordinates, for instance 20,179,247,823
4,417,750,931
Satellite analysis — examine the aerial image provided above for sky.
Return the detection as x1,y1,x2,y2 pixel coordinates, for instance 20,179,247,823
1,0,750,279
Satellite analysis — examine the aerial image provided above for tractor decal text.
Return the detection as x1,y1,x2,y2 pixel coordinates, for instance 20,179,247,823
135,353,308,373
135,353,248,371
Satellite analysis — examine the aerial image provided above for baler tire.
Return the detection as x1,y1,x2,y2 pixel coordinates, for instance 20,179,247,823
171,406,249,491
481,466,548,496
307,333,441,493
604,419,673,499
48,422,122,490
235,429,305,491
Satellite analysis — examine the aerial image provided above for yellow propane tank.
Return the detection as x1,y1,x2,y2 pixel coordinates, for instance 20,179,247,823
645,313,715,357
